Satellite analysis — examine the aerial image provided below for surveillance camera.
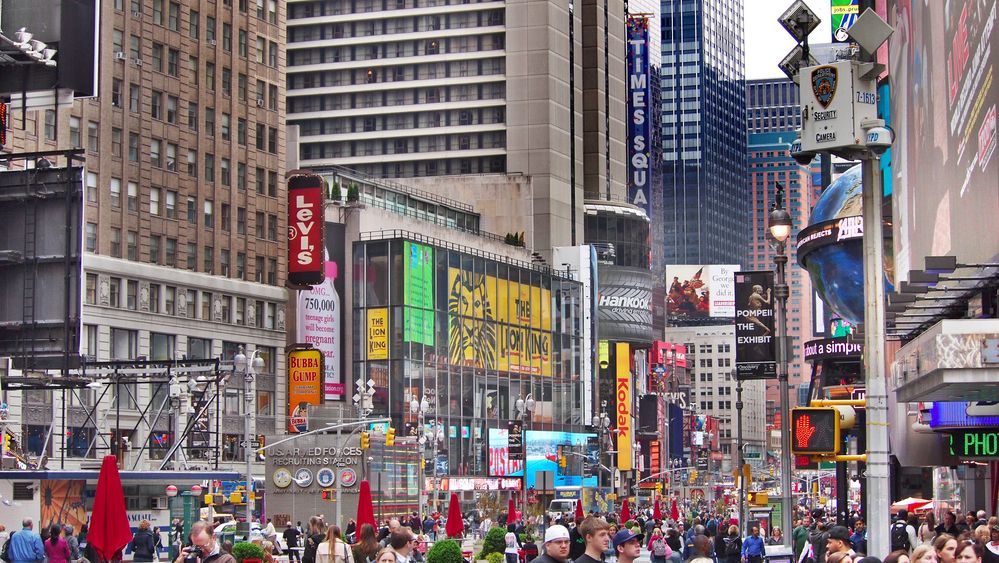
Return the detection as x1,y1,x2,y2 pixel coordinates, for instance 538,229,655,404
790,138,816,165
864,125,894,155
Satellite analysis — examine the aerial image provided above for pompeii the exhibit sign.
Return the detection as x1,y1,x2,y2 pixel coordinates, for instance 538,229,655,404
627,15,652,215
734,271,777,380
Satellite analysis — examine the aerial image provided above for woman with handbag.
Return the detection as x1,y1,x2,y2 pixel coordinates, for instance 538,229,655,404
317,526,354,563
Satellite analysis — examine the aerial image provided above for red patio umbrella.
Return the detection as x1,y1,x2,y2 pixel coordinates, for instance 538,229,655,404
574,498,585,520
620,498,631,523
88,456,133,562
653,496,662,521
445,492,464,538
508,497,519,523
670,499,679,521
355,480,377,531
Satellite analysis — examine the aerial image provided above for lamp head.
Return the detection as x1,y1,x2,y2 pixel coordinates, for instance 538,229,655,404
768,184,792,243
234,346,247,372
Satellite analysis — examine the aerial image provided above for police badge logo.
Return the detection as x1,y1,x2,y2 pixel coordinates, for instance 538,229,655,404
811,66,838,109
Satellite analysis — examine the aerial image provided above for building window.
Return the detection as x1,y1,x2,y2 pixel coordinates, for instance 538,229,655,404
150,234,161,263
129,83,140,112
236,252,245,280
110,228,121,257
221,203,231,232
186,243,197,270
127,231,137,260
236,207,246,235
151,42,163,72
69,117,81,147
150,138,162,167
166,190,177,218
85,223,97,252
221,113,231,141
44,110,55,140
126,280,138,309
187,150,197,177
168,2,180,30
201,291,213,319
220,250,230,277
108,276,121,306
267,214,277,240
129,132,139,161
110,178,121,208
111,127,122,157
204,248,214,274
165,238,176,266
164,286,176,314
86,172,98,203
204,200,214,228
150,187,160,215
126,181,138,211
238,29,247,57
204,152,215,182
112,79,123,107
87,122,99,152
187,197,196,223
189,9,199,38
85,274,97,304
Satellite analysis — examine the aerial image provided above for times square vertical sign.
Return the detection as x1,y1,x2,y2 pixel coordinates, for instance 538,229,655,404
627,16,651,216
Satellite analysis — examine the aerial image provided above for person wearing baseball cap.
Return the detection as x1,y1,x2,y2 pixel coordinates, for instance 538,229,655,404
826,526,856,559
534,526,571,563
611,529,644,563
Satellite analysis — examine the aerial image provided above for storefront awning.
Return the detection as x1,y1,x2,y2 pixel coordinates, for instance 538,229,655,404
892,319,999,402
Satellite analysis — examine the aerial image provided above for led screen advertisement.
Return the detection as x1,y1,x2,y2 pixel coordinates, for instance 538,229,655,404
887,0,999,281
403,241,435,345
296,223,346,401
489,429,598,489
447,267,553,376
666,265,738,320
734,271,777,380
627,16,652,215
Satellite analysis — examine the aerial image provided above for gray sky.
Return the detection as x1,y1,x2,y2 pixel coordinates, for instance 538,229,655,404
743,0,834,80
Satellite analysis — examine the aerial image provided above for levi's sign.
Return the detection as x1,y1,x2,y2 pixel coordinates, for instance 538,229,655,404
287,172,326,286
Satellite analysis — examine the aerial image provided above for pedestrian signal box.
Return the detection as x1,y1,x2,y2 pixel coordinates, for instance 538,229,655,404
747,492,768,506
790,407,840,455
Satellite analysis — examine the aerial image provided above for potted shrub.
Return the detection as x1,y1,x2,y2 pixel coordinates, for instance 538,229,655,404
329,179,342,201
427,539,464,563
486,553,505,563
232,542,265,563
481,527,508,558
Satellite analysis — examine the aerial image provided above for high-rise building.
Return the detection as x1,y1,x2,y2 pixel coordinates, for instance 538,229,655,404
659,0,748,265
286,0,628,254
1,0,287,473
745,78,821,426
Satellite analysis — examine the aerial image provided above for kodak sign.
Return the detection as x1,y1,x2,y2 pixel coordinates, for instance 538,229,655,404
616,342,633,471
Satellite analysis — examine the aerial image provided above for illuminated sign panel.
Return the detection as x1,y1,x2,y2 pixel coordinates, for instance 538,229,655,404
949,430,999,459
790,408,840,455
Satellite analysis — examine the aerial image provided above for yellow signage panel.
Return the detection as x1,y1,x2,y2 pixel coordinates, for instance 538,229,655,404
616,342,632,471
367,308,389,360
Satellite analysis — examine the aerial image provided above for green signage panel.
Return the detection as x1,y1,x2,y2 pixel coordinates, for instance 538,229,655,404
949,429,999,459
403,241,435,345
830,0,859,43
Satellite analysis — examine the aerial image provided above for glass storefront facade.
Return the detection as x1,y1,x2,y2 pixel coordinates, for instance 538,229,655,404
353,234,587,478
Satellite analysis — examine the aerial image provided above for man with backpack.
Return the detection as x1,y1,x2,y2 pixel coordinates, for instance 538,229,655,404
890,511,917,555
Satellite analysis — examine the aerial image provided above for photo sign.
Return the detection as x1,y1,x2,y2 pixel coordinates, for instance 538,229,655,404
734,271,777,380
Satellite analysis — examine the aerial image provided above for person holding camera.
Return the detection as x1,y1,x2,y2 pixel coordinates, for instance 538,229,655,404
173,522,236,563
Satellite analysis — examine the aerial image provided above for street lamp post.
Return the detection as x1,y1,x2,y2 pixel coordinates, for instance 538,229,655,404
768,183,793,548
593,401,611,490
234,347,264,526
516,394,535,522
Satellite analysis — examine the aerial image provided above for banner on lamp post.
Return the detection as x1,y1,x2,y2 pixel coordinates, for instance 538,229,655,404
734,271,777,380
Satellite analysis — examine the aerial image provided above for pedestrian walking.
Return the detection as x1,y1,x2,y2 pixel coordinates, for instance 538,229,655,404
741,526,765,563
45,526,72,563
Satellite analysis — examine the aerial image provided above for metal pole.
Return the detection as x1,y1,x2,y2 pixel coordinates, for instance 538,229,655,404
737,380,745,532
246,370,254,525
776,243,793,547
862,155,890,556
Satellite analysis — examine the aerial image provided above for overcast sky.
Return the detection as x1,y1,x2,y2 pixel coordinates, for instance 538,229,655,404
743,1,834,80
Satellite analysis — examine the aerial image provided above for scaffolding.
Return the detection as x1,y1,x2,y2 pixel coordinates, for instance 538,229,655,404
1,358,235,471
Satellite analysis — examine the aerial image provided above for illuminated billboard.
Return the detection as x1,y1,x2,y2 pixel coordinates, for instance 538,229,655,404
447,267,553,376
403,241,435,345
666,265,739,320
296,222,346,401
887,0,999,280
489,429,598,488
627,16,652,215
287,348,323,433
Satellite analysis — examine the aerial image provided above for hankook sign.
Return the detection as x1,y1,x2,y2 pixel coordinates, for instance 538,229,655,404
598,266,654,343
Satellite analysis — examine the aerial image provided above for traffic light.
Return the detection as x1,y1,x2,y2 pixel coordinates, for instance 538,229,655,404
385,426,396,446
321,489,334,501
746,492,768,506
256,435,266,461
790,408,841,455
229,491,245,505
360,431,370,450
558,455,567,468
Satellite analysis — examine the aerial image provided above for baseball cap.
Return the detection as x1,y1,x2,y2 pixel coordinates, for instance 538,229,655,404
544,525,571,545
827,526,852,543
990,524,999,533
612,529,644,549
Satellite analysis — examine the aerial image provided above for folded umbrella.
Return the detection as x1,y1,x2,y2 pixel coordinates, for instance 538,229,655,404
355,480,377,531
445,492,464,538
88,456,133,563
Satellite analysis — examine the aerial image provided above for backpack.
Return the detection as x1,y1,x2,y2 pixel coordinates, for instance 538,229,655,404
725,537,741,557
1,532,15,563
890,522,910,552
652,538,668,557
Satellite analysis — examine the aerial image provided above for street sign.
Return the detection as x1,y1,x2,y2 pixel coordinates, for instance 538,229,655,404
744,452,762,460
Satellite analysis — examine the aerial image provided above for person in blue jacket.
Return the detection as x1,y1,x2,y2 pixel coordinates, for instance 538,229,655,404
8,518,45,563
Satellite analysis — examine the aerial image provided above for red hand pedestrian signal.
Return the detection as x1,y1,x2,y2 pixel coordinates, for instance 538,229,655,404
795,415,817,448
790,408,840,455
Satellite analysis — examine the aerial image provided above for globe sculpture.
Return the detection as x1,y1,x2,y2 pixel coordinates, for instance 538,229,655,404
797,164,894,325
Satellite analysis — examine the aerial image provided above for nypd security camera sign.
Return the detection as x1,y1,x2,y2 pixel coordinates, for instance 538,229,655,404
799,60,878,153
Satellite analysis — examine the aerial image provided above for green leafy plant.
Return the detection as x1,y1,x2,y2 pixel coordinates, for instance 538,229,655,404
346,183,360,202
481,527,508,557
232,542,265,563
427,540,464,563
486,553,505,563
329,179,342,201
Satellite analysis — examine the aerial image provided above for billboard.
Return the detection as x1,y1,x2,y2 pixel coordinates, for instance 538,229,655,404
490,429,598,488
830,0,860,42
296,222,346,401
487,427,525,477
287,172,325,286
403,241,435,345
446,267,553,376
366,308,389,360
627,16,652,215
887,0,999,280
597,266,654,342
666,265,738,320
734,271,777,380
616,342,633,471
287,348,323,433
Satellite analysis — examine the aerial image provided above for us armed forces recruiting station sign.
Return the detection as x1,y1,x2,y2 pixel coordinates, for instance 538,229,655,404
734,271,777,380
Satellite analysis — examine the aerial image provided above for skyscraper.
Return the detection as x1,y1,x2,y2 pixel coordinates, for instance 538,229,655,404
286,0,628,253
745,77,821,425
659,0,748,265
1,0,287,471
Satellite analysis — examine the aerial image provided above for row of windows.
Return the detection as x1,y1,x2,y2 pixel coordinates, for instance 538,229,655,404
289,0,496,19
108,56,280,112
289,82,504,112
342,156,505,178
289,34,503,67
298,107,504,136
85,275,283,328
289,58,504,90
115,0,278,28
301,131,504,160
289,10,503,44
